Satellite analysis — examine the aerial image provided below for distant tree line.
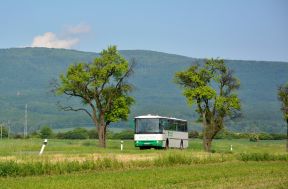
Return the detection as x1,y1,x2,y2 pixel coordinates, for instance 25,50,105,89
188,130,287,141
17,126,134,140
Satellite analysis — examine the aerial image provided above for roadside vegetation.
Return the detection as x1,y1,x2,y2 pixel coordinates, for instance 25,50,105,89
0,139,287,177
1,161,287,189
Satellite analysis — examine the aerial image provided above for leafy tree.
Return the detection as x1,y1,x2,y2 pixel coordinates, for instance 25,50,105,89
88,129,98,139
188,130,199,138
112,130,134,139
55,46,134,147
278,82,288,152
40,126,53,139
175,58,240,152
63,128,89,139
0,125,8,138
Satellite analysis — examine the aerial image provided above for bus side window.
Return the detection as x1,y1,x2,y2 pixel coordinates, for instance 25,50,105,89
177,121,187,132
160,119,168,131
166,120,175,130
175,121,180,131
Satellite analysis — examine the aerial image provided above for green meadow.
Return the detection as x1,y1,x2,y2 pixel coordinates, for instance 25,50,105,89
0,139,287,188
0,138,286,156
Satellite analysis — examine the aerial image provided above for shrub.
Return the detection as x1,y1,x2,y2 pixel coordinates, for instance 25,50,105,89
0,126,8,138
40,126,54,139
112,130,134,139
13,134,24,139
258,133,273,140
270,133,287,140
88,129,98,139
249,134,259,142
56,132,65,139
62,128,89,139
188,131,199,138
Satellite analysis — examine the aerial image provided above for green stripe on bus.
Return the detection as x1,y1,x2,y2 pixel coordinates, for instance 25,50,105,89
134,140,163,147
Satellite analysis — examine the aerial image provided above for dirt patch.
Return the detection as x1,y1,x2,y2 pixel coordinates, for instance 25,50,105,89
0,153,159,163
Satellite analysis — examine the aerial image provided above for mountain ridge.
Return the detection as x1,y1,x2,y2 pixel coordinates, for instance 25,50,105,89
2,47,288,64
0,47,287,133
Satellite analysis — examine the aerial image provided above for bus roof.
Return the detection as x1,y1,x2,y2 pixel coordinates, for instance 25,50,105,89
134,114,187,122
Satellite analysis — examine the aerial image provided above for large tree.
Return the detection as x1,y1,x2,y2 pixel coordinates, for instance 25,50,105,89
175,58,240,152
55,46,134,148
278,82,288,152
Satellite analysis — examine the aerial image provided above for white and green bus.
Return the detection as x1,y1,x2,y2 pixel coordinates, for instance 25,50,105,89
134,115,188,149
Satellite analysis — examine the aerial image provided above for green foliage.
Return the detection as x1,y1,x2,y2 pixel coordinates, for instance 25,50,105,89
175,58,240,151
105,96,134,123
87,129,98,139
249,134,259,142
188,130,199,138
0,126,8,138
40,126,54,139
270,133,287,140
258,133,273,140
58,128,89,139
57,46,134,125
55,46,134,147
175,58,240,119
278,82,288,120
111,130,134,139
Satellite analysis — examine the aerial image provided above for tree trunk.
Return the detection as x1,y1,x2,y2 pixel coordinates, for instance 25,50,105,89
97,113,106,148
203,135,212,152
98,125,106,148
202,120,214,152
202,112,214,152
202,113,223,152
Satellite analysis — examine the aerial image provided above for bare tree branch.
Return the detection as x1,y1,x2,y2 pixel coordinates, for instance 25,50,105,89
57,101,93,119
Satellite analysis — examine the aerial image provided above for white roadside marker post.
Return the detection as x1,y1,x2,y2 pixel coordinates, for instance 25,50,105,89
121,140,123,151
39,139,48,155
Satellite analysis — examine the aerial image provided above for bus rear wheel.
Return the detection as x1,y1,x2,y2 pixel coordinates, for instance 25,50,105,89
165,139,169,150
180,140,183,150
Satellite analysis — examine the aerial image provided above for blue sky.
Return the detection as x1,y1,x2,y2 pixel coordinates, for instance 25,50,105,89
0,0,287,61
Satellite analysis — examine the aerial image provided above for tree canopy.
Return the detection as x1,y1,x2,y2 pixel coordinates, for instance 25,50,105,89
278,82,288,152
55,46,134,147
175,58,240,152
278,83,288,120
40,126,54,139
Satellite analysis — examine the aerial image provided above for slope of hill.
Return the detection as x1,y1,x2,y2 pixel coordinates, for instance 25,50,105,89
0,47,287,133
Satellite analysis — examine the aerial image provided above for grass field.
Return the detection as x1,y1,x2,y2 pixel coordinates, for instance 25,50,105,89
0,138,286,156
0,162,287,189
0,138,287,188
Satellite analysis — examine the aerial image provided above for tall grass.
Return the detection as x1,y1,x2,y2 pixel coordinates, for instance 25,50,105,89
238,153,288,161
3,152,287,177
0,158,125,177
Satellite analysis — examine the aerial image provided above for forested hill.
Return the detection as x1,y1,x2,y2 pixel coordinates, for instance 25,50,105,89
0,47,287,133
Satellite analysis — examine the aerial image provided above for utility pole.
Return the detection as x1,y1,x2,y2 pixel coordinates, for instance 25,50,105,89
8,120,10,139
24,104,28,138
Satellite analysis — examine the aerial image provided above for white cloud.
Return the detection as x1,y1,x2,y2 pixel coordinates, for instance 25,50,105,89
30,24,91,49
31,32,79,49
66,24,91,34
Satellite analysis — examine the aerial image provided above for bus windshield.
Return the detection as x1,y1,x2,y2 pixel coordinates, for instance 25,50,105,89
135,119,161,134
